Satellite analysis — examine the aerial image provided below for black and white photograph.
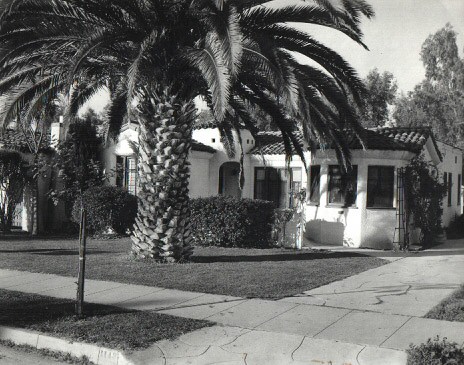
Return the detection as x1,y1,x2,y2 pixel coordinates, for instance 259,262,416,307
0,0,463,364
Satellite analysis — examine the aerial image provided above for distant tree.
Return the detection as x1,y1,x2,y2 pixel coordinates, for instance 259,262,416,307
394,24,464,147
359,68,398,128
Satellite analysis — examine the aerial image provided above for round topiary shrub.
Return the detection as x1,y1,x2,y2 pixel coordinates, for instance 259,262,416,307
72,186,137,236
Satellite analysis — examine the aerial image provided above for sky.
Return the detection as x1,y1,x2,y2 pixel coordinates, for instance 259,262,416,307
87,0,464,113
295,0,464,93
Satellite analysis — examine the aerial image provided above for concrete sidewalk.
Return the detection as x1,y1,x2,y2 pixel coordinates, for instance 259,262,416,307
1,243,464,364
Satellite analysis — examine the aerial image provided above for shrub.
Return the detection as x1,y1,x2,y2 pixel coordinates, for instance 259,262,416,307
405,155,447,247
189,196,275,248
272,208,295,246
72,186,137,236
0,150,27,232
407,336,464,365
446,215,464,239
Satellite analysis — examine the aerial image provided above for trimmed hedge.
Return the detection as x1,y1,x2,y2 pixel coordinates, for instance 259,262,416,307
407,337,464,365
446,214,464,239
72,186,137,235
189,196,275,248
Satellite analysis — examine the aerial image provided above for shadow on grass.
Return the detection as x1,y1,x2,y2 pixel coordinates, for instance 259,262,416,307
191,251,369,263
0,289,212,351
0,248,112,255
0,292,128,328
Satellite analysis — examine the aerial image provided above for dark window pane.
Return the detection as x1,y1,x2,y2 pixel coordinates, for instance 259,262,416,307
448,172,453,206
367,166,395,208
328,165,357,206
458,174,461,206
309,165,321,204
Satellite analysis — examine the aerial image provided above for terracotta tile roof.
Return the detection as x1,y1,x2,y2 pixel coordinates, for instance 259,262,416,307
191,140,215,154
249,127,439,157
193,119,218,130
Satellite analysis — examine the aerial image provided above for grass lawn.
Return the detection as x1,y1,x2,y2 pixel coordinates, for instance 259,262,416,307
0,234,386,299
0,289,211,351
425,284,464,322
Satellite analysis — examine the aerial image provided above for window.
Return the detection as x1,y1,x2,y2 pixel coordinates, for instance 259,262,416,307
328,165,357,207
444,172,448,199
254,167,281,206
116,156,138,196
458,174,461,206
367,166,395,208
254,167,301,208
309,165,321,204
288,168,302,208
448,172,453,206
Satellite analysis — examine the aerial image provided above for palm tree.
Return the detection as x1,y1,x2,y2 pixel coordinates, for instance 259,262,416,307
0,0,373,261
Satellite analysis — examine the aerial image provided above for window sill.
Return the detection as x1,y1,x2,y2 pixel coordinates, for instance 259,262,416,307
325,205,358,209
366,207,396,210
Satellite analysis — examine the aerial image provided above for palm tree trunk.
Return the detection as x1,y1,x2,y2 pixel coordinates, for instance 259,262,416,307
131,88,197,262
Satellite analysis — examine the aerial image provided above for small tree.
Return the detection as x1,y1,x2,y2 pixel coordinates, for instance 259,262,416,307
0,150,27,232
404,155,447,246
51,117,106,215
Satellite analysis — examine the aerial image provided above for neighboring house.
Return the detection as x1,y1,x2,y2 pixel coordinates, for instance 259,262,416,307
3,120,463,250
107,122,463,249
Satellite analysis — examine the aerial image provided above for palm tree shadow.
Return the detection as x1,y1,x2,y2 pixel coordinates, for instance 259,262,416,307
0,248,111,255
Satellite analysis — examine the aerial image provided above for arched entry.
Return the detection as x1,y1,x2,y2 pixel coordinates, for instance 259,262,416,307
218,162,242,198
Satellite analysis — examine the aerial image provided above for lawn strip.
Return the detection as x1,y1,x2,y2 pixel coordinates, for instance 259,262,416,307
425,284,464,322
0,339,95,365
0,289,212,351
0,236,387,299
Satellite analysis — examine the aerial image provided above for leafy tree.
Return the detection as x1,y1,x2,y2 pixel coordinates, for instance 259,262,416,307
359,68,398,127
394,24,464,148
0,0,373,261
51,116,106,215
0,150,27,232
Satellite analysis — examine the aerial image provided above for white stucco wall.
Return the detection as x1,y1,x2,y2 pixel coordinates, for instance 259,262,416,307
192,128,256,199
304,149,415,249
437,141,463,225
189,151,213,198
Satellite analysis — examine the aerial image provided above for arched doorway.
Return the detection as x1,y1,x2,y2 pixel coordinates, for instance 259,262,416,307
218,162,242,198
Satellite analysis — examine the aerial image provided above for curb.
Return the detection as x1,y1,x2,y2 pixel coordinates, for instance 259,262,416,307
0,325,133,365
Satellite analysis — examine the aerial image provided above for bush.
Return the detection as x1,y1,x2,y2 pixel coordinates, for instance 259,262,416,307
189,196,275,248
407,337,464,365
72,186,137,236
446,215,464,239
405,155,447,246
0,150,27,232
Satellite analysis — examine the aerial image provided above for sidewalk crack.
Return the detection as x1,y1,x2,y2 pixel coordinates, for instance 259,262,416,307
379,316,412,348
291,336,306,361
312,309,354,338
356,346,366,365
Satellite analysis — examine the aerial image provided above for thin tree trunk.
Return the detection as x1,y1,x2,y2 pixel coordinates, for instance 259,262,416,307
131,88,197,262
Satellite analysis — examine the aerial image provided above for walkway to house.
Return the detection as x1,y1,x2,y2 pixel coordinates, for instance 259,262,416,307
1,239,464,364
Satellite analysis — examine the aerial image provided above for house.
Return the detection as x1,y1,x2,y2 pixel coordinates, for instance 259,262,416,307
5,119,463,250
105,121,463,249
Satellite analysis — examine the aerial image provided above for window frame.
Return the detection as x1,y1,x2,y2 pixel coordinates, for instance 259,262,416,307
448,172,453,207
366,165,395,209
309,165,321,205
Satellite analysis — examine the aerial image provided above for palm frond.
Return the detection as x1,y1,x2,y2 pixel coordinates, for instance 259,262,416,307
186,34,231,121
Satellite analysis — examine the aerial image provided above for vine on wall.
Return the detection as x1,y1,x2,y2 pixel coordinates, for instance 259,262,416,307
404,155,446,246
